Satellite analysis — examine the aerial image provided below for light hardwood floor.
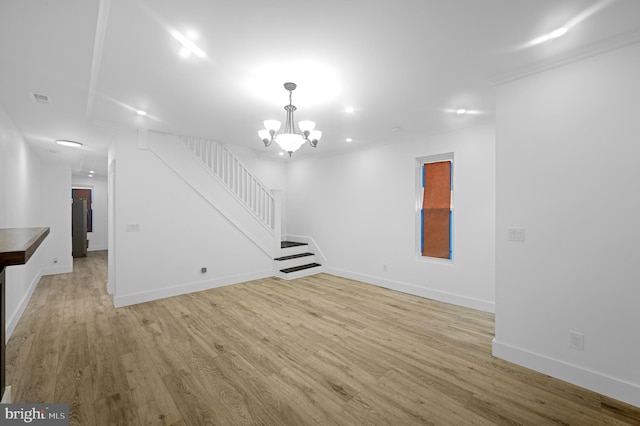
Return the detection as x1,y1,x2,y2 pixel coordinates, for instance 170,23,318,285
6,251,640,425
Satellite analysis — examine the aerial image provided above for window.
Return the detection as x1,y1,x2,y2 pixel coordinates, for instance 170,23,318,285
416,154,453,260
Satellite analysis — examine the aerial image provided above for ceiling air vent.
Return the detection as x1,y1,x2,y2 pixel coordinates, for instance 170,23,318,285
29,92,51,105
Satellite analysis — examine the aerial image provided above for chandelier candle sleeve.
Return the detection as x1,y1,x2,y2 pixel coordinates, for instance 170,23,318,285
258,82,322,156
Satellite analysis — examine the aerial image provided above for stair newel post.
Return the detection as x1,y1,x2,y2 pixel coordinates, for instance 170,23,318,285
272,189,283,257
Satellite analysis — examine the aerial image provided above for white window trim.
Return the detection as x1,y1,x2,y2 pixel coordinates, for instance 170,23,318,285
415,152,454,262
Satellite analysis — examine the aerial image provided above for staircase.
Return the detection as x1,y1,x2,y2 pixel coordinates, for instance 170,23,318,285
275,241,322,280
146,131,324,279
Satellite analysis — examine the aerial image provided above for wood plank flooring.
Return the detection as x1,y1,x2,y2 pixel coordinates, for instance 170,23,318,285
6,251,640,425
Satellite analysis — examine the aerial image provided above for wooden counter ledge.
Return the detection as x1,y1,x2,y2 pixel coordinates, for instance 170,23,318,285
0,227,50,267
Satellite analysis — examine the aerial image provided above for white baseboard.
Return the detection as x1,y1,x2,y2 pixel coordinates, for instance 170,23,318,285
113,269,274,308
1,386,11,404
41,263,73,276
324,266,495,313
492,339,640,408
6,271,42,342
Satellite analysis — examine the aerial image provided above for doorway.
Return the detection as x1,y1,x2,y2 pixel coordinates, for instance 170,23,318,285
72,188,92,258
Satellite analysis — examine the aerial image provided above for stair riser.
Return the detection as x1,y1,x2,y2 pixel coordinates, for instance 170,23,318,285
275,255,316,270
279,245,310,257
276,265,323,280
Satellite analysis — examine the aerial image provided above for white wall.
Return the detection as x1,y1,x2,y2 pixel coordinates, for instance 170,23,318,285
286,124,496,312
107,147,116,295
112,130,275,307
40,164,73,275
493,42,640,407
72,174,108,251
0,103,43,340
0,103,72,339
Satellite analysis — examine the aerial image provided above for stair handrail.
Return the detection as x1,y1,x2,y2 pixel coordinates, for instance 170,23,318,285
180,136,276,231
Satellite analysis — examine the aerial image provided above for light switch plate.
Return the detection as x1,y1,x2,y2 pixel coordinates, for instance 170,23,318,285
508,228,525,242
569,331,584,351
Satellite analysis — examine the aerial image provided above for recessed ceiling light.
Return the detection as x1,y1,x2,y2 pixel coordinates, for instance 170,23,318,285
549,27,568,39
171,30,206,59
345,138,353,143
345,106,355,113
455,108,467,115
278,152,284,156
88,174,94,178
136,110,147,116
55,140,83,148
89,170,95,174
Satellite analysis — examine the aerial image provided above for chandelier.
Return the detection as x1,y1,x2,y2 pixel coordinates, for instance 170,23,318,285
258,82,322,157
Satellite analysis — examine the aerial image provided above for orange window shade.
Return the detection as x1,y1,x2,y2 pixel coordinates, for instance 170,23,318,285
423,162,451,210
422,161,451,259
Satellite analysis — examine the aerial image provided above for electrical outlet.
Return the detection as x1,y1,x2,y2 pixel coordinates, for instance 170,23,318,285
569,331,584,351
201,267,207,274
52,258,58,264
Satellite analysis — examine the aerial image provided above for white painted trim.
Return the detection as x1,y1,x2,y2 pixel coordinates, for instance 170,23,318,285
274,254,317,270
491,28,640,86
415,153,454,260
113,269,273,308
41,264,73,276
185,141,276,234
325,266,494,313
147,132,276,258
137,128,149,150
283,234,327,266
5,271,42,341
492,339,640,408
275,265,323,280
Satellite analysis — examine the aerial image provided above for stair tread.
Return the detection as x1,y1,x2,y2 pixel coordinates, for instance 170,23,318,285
280,263,321,274
274,252,315,261
281,241,308,248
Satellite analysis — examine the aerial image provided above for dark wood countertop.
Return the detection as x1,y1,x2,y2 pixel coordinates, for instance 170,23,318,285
0,227,50,268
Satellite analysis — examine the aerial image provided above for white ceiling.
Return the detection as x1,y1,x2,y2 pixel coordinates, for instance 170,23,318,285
1,0,640,176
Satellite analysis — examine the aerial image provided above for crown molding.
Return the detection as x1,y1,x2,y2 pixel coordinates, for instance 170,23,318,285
491,27,640,86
